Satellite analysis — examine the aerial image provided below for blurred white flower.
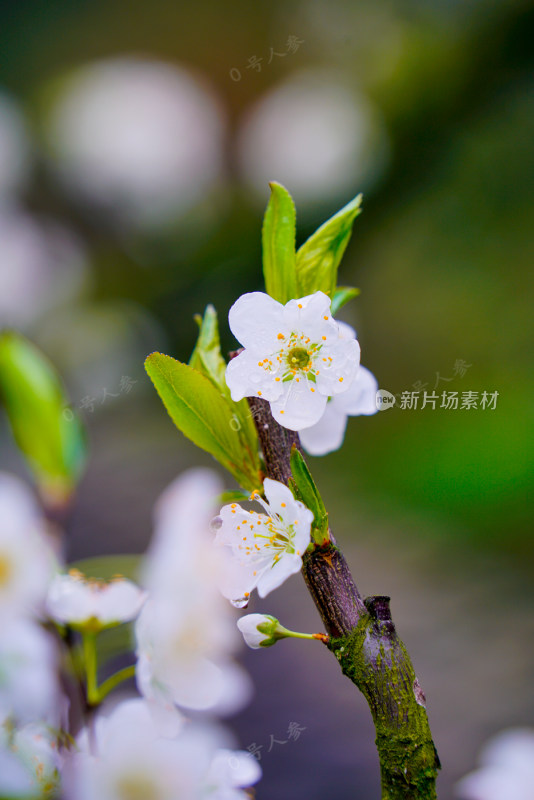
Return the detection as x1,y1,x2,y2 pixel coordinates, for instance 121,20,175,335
214,478,313,607
136,470,251,720
8,722,62,797
0,746,35,799
237,70,388,208
45,58,226,229
0,208,87,329
225,291,360,430
64,698,261,800
0,473,55,618
205,749,261,799
0,617,60,726
46,570,146,630
0,93,31,199
456,728,534,800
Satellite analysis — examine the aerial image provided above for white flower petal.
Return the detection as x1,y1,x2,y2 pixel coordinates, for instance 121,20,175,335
270,379,328,430
315,336,360,396
228,292,285,350
208,749,262,792
335,365,379,415
46,572,146,626
336,320,357,340
0,473,55,617
283,291,333,335
225,349,284,403
0,617,61,725
262,479,298,517
257,553,303,598
300,400,348,456
0,748,34,798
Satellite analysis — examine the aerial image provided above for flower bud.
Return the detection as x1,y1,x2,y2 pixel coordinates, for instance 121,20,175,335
237,614,289,649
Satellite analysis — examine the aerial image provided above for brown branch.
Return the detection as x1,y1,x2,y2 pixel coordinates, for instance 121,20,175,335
248,396,440,799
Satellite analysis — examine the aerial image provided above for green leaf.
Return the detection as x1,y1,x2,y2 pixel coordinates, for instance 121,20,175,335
145,353,261,491
331,286,361,316
189,305,259,468
0,331,86,506
189,304,227,388
289,446,329,544
295,194,363,300
188,306,261,483
262,182,297,304
218,489,252,504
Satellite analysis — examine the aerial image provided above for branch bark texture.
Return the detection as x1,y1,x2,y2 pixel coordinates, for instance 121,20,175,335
248,396,440,800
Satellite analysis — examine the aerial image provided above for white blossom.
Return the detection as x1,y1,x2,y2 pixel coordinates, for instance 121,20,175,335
46,570,147,630
205,749,262,799
0,617,61,726
136,470,251,720
45,58,226,230
0,473,54,619
6,722,62,797
214,478,313,607
64,699,261,800
225,291,360,430
456,728,534,800
0,746,35,799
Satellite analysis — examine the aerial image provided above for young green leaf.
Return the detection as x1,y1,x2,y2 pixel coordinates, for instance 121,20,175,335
331,286,361,316
218,489,252,505
289,445,329,545
189,304,227,388
145,353,261,491
0,331,86,507
262,181,297,304
295,193,363,300
188,305,260,477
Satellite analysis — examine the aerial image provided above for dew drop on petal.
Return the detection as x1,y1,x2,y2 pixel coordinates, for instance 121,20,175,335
231,596,250,609
210,515,223,531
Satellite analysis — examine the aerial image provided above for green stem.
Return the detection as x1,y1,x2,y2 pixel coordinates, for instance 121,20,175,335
285,629,328,643
81,632,136,707
81,632,99,706
97,665,136,702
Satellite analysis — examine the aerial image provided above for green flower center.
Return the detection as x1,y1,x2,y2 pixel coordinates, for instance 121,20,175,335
286,347,310,370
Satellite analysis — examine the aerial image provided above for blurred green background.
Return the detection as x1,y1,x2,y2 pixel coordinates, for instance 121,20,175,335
1,1,533,798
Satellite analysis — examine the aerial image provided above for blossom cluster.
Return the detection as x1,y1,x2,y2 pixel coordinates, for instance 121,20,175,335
0,470,261,799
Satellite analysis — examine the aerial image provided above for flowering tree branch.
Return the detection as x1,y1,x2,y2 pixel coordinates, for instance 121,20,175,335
248,395,441,800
